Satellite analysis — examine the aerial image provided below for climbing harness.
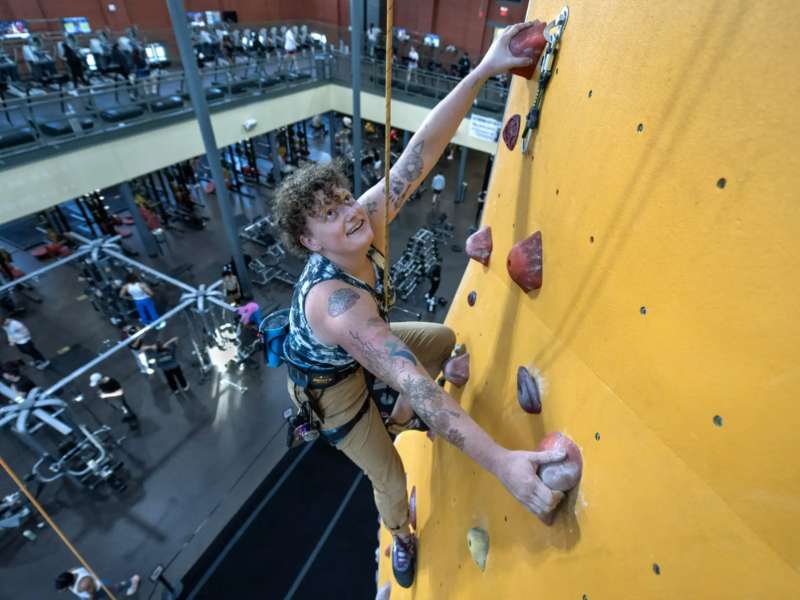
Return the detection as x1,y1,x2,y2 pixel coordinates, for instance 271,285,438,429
521,5,570,154
259,308,371,447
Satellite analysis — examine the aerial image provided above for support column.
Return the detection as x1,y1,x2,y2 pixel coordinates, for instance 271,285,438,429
120,182,159,257
268,130,282,184
166,0,251,295
327,111,337,159
456,146,469,204
159,170,175,207
349,0,364,198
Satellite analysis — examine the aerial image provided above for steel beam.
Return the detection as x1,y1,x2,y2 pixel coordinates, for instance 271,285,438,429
0,247,91,295
120,182,159,257
102,248,197,295
165,0,252,296
43,298,194,396
349,0,364,197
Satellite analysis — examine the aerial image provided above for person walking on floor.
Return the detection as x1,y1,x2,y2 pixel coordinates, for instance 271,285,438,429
55,567,140,598
147,337,189,395
405,45,419,87
89,372,138,427
283,26,298,73
1,361,36,396
2,316,50,369
122,324,152,375
119,274,159,326
222,265,242,306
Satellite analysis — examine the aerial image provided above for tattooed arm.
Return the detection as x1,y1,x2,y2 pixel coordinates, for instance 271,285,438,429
306,281,567,521
359,21,539,253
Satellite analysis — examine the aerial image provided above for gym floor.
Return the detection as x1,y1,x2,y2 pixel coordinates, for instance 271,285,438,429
0,125,491,599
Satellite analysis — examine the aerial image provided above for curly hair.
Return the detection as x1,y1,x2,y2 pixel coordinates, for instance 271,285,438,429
272,160,350,257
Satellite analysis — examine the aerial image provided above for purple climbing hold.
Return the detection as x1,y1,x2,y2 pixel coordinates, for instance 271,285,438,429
517,366,542,414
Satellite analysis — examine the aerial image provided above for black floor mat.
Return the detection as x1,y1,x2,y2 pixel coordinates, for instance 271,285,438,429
183,440,377,599
0,215,46,250
293,475,379,599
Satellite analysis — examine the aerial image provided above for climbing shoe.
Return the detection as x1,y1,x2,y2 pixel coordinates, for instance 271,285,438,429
392,534,417,588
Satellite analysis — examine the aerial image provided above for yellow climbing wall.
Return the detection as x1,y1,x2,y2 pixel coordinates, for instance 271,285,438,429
378,0,800,597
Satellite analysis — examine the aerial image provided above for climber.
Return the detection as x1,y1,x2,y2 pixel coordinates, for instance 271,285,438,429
272,21,562,589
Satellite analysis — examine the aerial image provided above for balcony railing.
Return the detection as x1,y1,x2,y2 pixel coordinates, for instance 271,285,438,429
0,48,507,166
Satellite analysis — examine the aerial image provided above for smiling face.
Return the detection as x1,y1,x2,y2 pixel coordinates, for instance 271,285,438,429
300,187,374,256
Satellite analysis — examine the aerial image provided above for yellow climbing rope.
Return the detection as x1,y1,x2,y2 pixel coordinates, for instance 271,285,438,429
382,0,394,315
0,457,119,600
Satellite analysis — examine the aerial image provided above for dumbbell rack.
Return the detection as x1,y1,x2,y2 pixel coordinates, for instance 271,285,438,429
390,228,441,301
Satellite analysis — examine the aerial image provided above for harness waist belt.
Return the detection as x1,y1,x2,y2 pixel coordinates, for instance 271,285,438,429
286,361,360,390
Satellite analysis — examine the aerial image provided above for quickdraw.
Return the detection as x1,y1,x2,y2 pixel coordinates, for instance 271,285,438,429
522,6,570,154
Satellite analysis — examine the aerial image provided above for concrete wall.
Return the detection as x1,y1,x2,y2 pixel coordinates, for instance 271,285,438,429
378,0,800,597
0,84,496,224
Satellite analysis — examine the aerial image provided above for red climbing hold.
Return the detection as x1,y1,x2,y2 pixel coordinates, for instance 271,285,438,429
444,352,470,387
509,20,547,80
507,231,543,292
466,226,493,266
502,115,521,151
536,432,583,492
516,367,541,414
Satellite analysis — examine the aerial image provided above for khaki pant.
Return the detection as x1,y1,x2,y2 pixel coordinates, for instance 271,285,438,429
287,321,455,534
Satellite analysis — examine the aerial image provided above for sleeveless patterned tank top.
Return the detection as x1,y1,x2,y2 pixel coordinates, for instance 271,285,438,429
286,247,395,370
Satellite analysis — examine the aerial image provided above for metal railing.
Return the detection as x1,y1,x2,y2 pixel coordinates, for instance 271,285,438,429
330,51,508,114
0,49,508,165
0,50,321,163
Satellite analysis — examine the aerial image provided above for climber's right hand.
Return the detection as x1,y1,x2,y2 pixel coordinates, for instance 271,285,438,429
496,448,566,522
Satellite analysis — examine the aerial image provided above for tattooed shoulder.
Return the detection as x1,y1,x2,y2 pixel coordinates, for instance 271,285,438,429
328,287,360,317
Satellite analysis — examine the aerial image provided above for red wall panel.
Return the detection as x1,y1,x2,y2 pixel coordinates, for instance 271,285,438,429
124,0,170,31
0,0,528,64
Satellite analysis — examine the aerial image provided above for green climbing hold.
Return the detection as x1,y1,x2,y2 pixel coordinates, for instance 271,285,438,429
467,527,490,571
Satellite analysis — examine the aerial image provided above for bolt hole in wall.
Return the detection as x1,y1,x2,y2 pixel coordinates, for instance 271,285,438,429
588,89,592,98
640,306,647,315
717,177,727,189
594,432,600,441
637,123,645,133
589,235,594,244
652,563,661,575
555,188,559,195
713,415,723,427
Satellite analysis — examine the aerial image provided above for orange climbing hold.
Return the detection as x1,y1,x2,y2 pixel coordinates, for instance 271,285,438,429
536,432,583,492
507,231,543,292
465,226,493,266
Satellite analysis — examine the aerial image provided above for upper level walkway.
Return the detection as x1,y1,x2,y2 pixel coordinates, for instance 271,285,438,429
0,49,507,224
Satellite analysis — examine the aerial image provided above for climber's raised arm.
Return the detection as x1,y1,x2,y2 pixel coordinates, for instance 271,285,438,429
359,21,538,252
